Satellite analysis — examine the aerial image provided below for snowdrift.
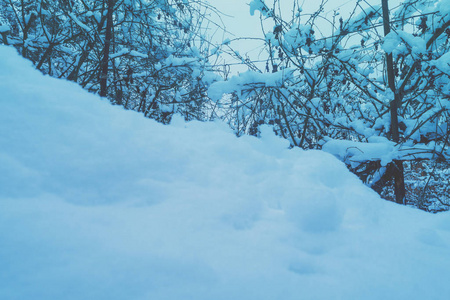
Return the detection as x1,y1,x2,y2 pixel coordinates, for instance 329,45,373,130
1,45,450,299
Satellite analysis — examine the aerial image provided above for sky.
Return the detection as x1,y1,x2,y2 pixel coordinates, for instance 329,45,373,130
205,0,402,72
206,0,404,36
204,0,348,72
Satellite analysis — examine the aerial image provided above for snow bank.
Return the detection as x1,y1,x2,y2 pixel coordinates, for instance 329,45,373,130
1,45,450,299
208,69,294,101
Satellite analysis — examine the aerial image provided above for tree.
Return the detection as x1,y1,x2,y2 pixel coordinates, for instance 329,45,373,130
381,0,405,204
0,0,220,122
100,0,114,97
209,0,450,210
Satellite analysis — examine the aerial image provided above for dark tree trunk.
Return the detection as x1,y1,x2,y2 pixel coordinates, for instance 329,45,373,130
382,0,406,204
100,0,114,97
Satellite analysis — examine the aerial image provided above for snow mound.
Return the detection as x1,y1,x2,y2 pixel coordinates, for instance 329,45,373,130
1,45,450,299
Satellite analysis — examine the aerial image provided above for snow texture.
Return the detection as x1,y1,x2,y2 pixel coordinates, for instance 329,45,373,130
322,136,397,167
0,24,10,33
208,69,293,101
68,13,92,32
1,45,450,299
382,31,426,55
431,51,450,74
249,0,269,16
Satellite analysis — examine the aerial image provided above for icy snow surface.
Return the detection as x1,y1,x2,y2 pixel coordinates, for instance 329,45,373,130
1,45,450,299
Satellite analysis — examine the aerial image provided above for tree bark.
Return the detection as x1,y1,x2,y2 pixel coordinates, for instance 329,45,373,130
382,0,406,204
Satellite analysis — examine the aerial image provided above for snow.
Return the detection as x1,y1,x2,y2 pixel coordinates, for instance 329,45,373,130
0,24,10,33
249,0,269,17
436,0,450,21
110,48,130,59
208,69,294,101
382,32,402,54
383,31,426,56
431,51,450,74
110,48,149,59
322,136,397,167
1,45,450,299
322,135,446,167
129,50,148,58
68,13,92,32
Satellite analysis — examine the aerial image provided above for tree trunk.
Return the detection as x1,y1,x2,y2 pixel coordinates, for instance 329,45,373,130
382,0,406,204
100,0,114,97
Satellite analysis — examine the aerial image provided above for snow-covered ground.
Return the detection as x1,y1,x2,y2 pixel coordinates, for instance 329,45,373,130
1,45,450,299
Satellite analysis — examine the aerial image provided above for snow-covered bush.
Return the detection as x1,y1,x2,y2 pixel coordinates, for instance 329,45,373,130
209,0,450,211
0,0,219,122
